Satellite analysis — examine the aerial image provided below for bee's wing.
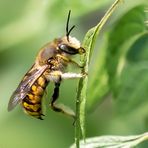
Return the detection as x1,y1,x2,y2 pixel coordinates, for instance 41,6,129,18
8,64,48,111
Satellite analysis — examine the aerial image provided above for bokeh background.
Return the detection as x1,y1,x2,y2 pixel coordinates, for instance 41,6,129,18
0,0,148,148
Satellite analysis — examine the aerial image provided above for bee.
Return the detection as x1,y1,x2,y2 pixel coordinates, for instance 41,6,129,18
8,10,85,120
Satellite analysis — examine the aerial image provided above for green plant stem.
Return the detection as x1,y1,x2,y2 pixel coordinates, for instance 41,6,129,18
75,0,122,148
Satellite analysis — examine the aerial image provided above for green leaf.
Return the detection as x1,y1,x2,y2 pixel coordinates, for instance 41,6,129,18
85,3,148,112
116,33,148,113
106,5,147,96
86,36,110,111
75,0,122,147
71,132,148,148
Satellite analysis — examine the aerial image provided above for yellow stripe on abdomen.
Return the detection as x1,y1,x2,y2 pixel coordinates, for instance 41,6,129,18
22,75,48,119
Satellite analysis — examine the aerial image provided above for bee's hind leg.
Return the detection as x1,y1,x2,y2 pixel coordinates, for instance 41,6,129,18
50,82,75,119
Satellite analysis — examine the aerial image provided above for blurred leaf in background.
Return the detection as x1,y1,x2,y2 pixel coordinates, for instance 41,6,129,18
85,0,148,148
0,0,148,148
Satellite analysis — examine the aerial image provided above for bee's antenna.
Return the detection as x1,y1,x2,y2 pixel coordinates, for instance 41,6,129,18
66,10,75,41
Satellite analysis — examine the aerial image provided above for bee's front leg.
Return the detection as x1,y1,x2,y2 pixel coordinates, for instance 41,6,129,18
57,54,83,68
69,59,84,68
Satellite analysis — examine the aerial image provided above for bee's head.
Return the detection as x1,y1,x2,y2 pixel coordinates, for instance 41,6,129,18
57,35,85,55
37,10,85,65
57,10,85,55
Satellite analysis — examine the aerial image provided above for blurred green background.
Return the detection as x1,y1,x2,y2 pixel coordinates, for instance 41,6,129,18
0,0,148,148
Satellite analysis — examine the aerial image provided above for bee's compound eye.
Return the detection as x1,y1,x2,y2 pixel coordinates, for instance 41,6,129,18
59,44,78,55
59,44,67,51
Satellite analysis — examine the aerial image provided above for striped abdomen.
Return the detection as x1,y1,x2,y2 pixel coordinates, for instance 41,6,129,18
22,75,48,120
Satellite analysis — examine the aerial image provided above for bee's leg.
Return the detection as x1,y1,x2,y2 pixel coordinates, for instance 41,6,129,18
50,82,75,118
69,59,84,68
57,54,83,68
48,71,86,81
61,72,86,79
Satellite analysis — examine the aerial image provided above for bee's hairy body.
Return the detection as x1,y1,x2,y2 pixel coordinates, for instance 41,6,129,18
8,11,86,120
21,50,72,119
8,36,85,120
